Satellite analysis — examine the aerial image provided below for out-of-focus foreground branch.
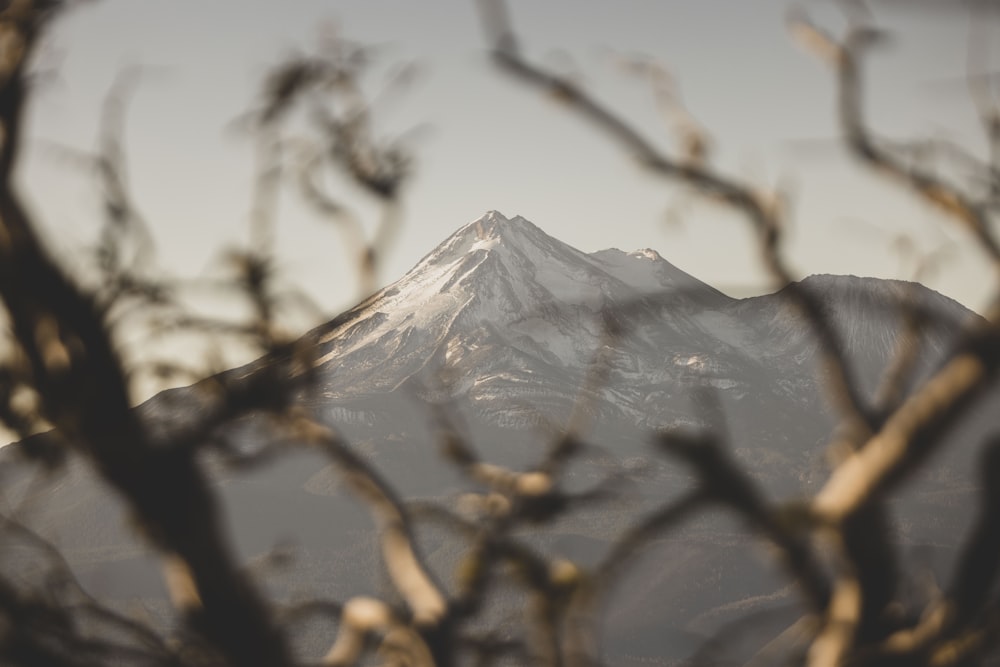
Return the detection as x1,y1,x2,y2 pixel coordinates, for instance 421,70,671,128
0,3,292,665
0,1,998,667
476,1,1000,665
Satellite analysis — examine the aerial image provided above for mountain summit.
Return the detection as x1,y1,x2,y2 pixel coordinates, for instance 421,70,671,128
408,210,729,305
300,212,969,456
309,211,737,406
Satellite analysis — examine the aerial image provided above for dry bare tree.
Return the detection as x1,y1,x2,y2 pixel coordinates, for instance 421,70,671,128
475,1,1000,665
0,1,998,666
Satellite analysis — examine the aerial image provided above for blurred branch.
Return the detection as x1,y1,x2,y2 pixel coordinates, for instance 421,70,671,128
0,3,292,665
813,311,1000,524
476,0,878,441
0,511,177,664
789,9,1000,270
659,429,831,614
280,408,449,664
248,34,415,300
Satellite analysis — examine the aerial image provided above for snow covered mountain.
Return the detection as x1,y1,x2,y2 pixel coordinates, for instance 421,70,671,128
309,210,729,395
304,211,735,436
233,210,970,493
3,210,989,664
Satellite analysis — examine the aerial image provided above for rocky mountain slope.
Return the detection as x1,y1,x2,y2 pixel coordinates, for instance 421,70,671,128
2,211,990,664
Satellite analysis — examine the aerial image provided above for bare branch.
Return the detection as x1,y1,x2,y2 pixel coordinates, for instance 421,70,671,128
477,0,878,438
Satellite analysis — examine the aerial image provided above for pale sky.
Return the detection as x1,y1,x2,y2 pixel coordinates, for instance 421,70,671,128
18,0,999,319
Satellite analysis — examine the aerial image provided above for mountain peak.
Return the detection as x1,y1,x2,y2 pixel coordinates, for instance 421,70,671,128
410,211,560,275
393,211,734,315
463,210,542,242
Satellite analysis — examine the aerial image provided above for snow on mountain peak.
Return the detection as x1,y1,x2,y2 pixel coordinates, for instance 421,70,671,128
301,210,975,443
409,210,549,271
629,248,663,261
454,210,546,243
328,211,731,347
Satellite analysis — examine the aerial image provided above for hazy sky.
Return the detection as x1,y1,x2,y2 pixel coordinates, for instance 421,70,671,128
19,0,998,316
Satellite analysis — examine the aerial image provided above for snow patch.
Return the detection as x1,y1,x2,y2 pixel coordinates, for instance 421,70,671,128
629,248,662,261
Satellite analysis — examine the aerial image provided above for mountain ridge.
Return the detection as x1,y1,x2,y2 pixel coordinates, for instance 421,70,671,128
1,210,991,665
300,212,972,420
